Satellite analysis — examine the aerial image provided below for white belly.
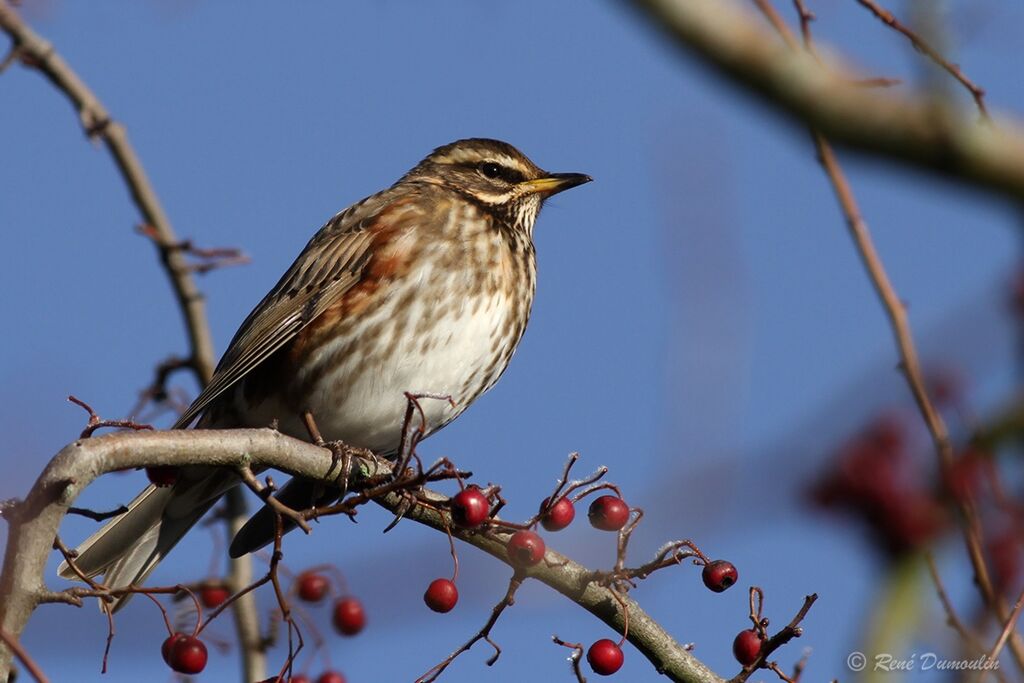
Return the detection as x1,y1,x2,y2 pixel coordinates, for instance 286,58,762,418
239,268,519,454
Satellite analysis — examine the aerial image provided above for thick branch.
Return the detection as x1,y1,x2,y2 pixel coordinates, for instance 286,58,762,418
626,0,1024,201
0,429,724,683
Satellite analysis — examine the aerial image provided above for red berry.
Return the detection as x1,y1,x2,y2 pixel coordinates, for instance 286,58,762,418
451,487,490,528
296,571,330,602
160,633,186,665
332,596,366,635
701,560,738,593
587,639,624,675
588,495,630,531
199,584,230,608
316,672,346,683
732,629,764,666
168,634,207,674
539,496,576,532
146,466,178,487
506,530,546,567
423,578,459,613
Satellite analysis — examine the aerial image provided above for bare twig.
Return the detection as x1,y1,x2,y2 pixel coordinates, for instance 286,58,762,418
852,0,988,117
790,0,813,44
601,539,703,585
145,232,250,275
127,355,195,419
789,649,809,682
552,636,588,683
979,586,1024,683
0,0,216,382
224,487,265,682
237,466,313,534
416,573,524,682
67,395,153,439
263,513,305,683
925,554,989,657
730,592,817,683
0,628,48,683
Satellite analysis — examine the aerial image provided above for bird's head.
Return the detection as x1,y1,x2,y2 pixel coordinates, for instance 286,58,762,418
401,138,591,233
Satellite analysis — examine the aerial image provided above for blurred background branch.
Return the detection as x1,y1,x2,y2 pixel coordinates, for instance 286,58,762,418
626,0,1024,202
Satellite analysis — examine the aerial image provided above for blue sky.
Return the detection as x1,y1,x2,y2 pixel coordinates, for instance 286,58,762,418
2,1,1023,681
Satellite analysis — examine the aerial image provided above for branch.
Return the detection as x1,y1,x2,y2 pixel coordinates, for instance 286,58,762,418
925,554,995,664
0,429,724,683
0,628,48,683
625,0,1024,202
852,0,988,116
0,0,216,382
981,586,1024,682
224,487,265,682
416,573,524,682
736,0,1024,671
729,590,816,683
0,6,268,677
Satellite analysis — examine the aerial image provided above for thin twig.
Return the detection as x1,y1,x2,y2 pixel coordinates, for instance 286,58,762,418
814,136,1024,667
925,554,989,657
852,0,988,117
0,0,216,382
237,466,313,534
552,636,587,683
0,628,48,683
730,593,817,683
415,573,524,682
979,586,1024,683
67,395,153,439
746,0,1024,671
223,487,265,681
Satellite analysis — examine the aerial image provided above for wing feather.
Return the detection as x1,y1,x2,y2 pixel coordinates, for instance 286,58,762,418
172,193,400,429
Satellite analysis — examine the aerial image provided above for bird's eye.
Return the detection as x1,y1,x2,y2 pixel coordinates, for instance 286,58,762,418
479,162,504,180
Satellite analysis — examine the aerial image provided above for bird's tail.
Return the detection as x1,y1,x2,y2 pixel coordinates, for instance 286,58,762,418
228,476,340,558
57,468,236,612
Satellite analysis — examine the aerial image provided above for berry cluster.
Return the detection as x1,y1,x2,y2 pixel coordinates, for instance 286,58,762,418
430,458,740,679
293,570,366,637
154,569,366,677
810,413,949,555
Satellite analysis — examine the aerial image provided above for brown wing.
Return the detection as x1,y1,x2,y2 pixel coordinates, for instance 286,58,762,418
172,191,399,429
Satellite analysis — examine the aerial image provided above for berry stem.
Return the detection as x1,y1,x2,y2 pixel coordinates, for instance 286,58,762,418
414,572,524,682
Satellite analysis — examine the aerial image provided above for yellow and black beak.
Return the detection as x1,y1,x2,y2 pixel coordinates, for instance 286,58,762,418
520,172,592,197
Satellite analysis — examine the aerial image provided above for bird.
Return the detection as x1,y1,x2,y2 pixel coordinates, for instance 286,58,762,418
58,138,591,610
